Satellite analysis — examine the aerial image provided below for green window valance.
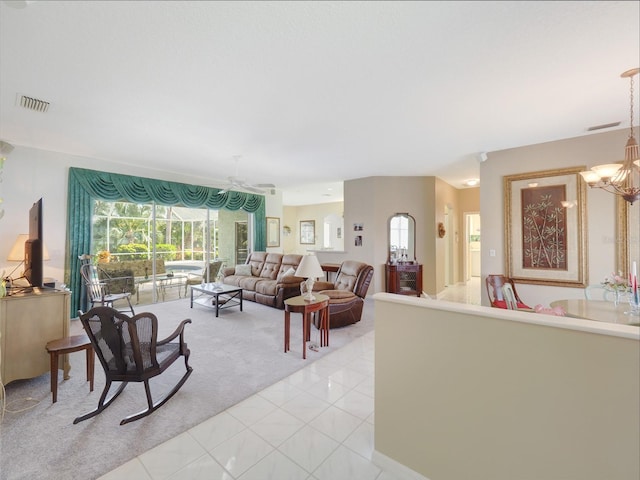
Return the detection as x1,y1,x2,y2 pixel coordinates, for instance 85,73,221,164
66,167,266,314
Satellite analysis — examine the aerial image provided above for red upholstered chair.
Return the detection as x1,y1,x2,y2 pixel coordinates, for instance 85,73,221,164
486,274,530,309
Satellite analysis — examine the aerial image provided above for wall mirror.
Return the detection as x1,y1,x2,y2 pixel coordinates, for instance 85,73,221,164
388,213,416,264
322,213,344,250
617,197,639,276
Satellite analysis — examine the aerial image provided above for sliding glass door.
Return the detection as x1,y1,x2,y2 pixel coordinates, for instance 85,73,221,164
91,200,249,306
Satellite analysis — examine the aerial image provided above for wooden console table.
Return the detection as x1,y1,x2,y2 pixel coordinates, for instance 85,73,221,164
1,288,71,385
284,294,329,359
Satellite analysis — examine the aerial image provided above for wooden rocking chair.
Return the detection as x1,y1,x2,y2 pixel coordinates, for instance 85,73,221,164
74,306,192,425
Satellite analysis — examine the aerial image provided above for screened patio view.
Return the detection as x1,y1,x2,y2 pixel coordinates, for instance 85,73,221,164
90,200,250,306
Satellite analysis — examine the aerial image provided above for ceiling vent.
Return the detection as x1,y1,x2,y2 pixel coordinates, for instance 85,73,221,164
17,94,50,113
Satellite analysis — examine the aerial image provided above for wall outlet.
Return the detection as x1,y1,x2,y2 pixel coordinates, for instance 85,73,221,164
489,249,496,257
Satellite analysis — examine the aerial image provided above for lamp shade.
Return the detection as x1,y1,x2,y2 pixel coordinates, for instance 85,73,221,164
295,254,324,279
591,163,623,180
7,234,28,261
7,233,50,261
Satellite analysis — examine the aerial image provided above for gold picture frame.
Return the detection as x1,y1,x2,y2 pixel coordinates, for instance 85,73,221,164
300,220,315,245
266,217,280,247
617,195,640,278
504,166,588,287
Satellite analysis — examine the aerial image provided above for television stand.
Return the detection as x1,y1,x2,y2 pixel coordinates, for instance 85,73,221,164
1,288,71,385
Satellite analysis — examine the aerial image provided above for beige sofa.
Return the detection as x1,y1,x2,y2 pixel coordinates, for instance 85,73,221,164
221,252,304,309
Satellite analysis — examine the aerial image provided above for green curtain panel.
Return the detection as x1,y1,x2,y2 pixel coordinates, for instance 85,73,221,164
66,167,266,315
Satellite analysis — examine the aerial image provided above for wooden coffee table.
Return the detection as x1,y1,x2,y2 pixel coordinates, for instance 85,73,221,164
190,283,243,317
284,294,329,359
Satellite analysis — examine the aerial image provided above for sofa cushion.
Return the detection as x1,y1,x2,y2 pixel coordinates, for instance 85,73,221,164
239,276,264,291
334,261,369,293
276,254,303,281
319,289,357,304
255,279,278,296
235,264,252,276
247,252,267,276
260,253,282,280
222,275,243,287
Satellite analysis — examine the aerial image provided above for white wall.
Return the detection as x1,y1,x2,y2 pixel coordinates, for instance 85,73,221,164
0,145,283,284
480,128,638,307
281,201,343,255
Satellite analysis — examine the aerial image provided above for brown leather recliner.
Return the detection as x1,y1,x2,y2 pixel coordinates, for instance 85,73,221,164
312,260,374,329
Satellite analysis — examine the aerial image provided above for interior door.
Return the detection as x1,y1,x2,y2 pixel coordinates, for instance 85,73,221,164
235,221,248,264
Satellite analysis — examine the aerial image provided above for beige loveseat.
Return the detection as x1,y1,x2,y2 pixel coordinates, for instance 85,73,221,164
221,252,304,309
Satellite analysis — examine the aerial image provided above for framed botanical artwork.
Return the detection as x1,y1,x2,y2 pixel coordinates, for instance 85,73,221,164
300,220,315,245
266,217,280,247
504,166,588,287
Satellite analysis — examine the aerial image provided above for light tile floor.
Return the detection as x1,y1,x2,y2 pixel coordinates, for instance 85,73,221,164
99,278,480,480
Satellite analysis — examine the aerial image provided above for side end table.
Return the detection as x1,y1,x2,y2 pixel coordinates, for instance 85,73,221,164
284,294,330,359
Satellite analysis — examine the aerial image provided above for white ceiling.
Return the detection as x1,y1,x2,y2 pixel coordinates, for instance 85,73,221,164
1,1,639,205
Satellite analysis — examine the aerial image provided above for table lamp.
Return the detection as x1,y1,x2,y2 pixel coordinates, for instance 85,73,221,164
295,253,324,301
5,233,29,283
6,233,51,280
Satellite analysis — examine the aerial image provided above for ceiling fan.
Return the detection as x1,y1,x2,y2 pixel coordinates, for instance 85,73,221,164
216,156,275,195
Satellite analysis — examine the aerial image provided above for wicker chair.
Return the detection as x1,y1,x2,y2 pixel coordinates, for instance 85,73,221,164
74,306,192,425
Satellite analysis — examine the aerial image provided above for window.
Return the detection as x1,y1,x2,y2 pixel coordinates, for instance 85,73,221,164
91,200,248,304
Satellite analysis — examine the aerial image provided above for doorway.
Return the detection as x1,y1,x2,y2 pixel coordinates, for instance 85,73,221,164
464,213,481,280
235,221,248,264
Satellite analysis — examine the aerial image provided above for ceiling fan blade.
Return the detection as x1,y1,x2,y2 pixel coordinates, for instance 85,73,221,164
217,157,274,194
243,185,266,194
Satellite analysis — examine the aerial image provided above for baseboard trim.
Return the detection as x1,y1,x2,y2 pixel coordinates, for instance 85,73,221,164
372,450,430,480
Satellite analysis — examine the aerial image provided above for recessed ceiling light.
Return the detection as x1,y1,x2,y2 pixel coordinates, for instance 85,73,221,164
464,179,479,187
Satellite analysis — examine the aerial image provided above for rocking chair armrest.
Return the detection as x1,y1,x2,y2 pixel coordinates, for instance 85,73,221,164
157,318,192,346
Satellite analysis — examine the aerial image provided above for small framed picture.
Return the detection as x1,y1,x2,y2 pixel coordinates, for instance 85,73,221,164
300,220,315,245
266,217,280,247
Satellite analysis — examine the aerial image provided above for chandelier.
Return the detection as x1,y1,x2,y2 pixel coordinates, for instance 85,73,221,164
580,67,640,204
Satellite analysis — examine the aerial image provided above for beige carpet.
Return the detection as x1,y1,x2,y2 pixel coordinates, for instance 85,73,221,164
0,297,374,480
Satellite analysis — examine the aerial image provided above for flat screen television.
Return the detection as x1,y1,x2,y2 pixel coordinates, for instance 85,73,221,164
24,198,43,288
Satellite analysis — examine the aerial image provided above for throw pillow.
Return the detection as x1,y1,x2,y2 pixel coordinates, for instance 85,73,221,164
283,267,296,277
235,264,252,276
